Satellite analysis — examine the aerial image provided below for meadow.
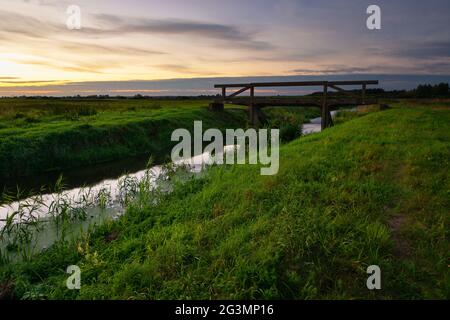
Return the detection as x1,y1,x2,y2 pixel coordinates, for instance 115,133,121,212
0,99,448,299
0,98,320,190
0,98,242,185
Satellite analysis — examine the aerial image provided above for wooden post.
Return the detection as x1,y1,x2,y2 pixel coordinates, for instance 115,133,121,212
250,86,256,125
208,102,224,112
362,83,366,104
321,83,328,130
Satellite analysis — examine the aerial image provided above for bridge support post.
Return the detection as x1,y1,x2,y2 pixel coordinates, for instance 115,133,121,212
249,86,259,126
321,83,328,130
209,102,224,112
321,83,335,130
328,109,334,127
362,83,366,104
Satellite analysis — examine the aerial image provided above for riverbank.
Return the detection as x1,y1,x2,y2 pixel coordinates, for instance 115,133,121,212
1,103,448,299
0,99,320,193
0,99,246,187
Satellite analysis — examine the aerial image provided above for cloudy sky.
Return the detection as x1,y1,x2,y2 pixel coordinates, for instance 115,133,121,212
0,0,449,95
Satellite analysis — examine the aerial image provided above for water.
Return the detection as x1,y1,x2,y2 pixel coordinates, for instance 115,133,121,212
0,154,154,202
0,146,240,225
301,110,339,134
0,146,237,260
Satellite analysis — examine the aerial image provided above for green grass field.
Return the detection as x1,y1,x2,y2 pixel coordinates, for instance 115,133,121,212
0,99,244,182
0,100,448,299
0,98,320,185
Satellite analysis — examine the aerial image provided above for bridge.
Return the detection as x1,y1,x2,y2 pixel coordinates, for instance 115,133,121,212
209,80,379,129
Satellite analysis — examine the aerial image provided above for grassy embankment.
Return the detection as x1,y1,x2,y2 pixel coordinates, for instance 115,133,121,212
0,101,448,299
0,98,320,186
0,99,243,183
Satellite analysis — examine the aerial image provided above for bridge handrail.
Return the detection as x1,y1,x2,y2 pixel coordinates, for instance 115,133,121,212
214,80,378,88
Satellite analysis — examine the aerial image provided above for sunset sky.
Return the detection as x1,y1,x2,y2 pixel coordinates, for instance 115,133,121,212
0,0,449,95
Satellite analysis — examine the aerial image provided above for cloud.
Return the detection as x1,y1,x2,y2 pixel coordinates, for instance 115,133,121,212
20,0,65,6
93,14,247,40
0,9,273,54
154,64,218,76
0,10,166,57
10,58,107,74
83,14,274,50
60,42,166,56
294,61,450,75
0,79,65,84
156,64,200,74
388,41,450,59
413,61,450,74
0,9,59,38
293,65,375,75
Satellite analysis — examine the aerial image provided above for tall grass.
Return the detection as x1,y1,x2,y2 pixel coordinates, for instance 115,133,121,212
0,158,194,264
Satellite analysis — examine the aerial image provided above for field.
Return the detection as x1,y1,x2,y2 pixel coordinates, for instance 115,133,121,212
0,99,242,185
0,98,321,190
0,100,448,299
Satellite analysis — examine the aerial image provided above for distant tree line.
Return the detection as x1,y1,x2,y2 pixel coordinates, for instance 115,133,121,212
314,82,450,99
414,83,449,98
371,82,449,98
2,94,217,100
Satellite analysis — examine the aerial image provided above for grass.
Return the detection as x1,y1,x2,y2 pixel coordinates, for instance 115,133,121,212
0,98,320,185
0,101,448,299
0,98,246,183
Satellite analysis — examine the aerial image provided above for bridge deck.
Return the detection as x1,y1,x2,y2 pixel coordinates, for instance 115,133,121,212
216,97,378,108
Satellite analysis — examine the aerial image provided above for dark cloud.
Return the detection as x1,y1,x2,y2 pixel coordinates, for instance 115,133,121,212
293,65,375,75
92,13,248,40
388,41,450,59
363,41,450,73
83,14,274,50
295,61,450,75
60,42,166,56
0,9,273,51
414,61,450,74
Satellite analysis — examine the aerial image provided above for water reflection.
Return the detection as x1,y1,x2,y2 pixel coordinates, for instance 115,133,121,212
0,146,237,260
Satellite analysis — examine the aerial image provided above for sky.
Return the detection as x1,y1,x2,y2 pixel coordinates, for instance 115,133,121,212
0,0,449,96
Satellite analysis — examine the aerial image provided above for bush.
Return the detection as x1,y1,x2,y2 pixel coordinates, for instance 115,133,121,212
77,107,97,117
14,113,26,119
279,123,302,142
263,109,304,142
